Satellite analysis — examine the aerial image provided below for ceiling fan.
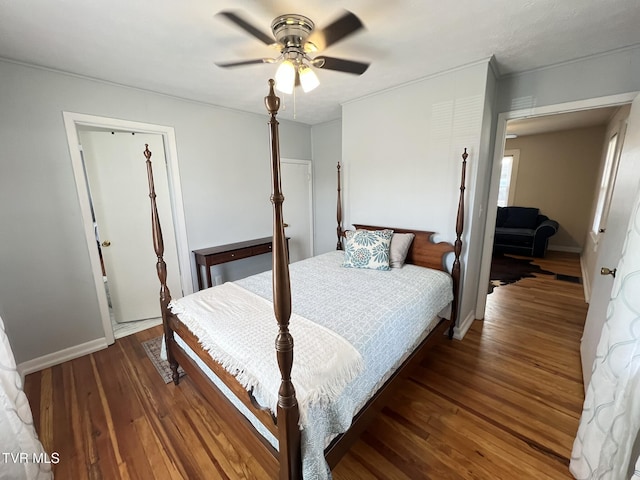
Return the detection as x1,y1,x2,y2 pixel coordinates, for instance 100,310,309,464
215,10,369,94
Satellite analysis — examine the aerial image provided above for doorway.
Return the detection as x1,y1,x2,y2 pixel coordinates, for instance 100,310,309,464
281,158,314,263
475,92,638,324
64,113,192,344
79,129,183,338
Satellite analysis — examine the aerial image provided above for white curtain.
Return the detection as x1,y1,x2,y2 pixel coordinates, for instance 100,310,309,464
571,187,640,479
0,315,53,479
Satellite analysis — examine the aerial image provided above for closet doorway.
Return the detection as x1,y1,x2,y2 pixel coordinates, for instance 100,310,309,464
281,159,314,263
64,114,191,343
80,130,182,337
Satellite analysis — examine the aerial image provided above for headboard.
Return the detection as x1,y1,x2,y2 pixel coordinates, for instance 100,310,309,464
338,148,467,340
351,224,454,272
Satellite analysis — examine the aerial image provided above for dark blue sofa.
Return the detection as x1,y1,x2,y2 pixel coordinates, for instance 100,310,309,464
494,206,559,257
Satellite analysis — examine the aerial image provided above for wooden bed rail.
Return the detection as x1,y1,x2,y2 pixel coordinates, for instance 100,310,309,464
265,79,302,480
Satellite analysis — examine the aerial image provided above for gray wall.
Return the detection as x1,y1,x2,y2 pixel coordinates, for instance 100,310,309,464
342,61,496,334
497,45,640,114
0,60,311,364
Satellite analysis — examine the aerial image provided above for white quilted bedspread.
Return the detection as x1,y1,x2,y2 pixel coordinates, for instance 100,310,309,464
166,250,453,479
236,250,453,479
169,282,364,422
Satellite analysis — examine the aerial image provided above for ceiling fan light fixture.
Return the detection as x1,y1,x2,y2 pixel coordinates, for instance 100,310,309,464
299,64,320,93
275,59,296,94
216,10,369,94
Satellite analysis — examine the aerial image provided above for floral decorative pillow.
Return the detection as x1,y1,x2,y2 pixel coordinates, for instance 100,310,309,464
343,229,394,270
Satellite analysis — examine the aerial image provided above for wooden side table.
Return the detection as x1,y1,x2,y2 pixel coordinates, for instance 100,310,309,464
193,237,288,290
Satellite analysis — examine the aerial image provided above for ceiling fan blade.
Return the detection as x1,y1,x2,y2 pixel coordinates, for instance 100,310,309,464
313,56,369,75
304,10,364,52
215,58,274,68
217,10,275,46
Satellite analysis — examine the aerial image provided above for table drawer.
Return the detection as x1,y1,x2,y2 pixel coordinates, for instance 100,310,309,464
210,248,255,264
250,243,273,256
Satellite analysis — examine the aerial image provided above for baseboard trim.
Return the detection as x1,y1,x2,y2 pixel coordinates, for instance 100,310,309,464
453,311,476,340
18,337,108,380
580,254,591,303
548,245,582,253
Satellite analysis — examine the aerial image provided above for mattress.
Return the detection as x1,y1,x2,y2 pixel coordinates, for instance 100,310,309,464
173,250,453,479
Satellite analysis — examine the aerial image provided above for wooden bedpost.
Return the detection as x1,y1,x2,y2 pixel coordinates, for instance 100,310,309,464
265,79,302,480
336,162,343,250
449,148,468,339
144,144,180,384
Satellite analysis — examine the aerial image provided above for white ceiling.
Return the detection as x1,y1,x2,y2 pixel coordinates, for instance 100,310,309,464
1,0,640,125
507,106,621,137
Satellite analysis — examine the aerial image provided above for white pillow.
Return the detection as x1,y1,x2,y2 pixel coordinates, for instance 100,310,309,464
343,229,394,270
389,233,415,268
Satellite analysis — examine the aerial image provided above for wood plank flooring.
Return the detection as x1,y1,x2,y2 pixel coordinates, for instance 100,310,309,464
24,251,587,479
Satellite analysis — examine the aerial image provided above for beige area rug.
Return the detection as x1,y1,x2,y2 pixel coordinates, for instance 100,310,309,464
142,336,185,384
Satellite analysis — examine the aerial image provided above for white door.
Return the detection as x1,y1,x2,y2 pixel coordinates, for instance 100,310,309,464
281,160,313,263
581,93,640,388
80,131,182,323
570,171,640,480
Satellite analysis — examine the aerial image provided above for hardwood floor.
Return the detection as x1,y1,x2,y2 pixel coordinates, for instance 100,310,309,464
24,251,587,479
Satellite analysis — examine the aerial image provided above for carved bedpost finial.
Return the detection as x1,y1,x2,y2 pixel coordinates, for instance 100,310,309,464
265,78,301,478
460,147,469,192
265,79,281,116
145,143,179,384
449,148,467,339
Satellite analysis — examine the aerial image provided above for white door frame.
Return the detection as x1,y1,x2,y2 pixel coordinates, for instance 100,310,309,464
281,158,314,258
63,112,192,345
475,92,638,320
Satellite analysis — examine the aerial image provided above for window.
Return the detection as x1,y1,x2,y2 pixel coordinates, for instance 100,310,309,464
591,133,619,237
497,150,520,207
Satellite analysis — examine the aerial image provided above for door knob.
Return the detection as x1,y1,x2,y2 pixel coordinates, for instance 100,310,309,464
101,241,111,247
600,267,616,278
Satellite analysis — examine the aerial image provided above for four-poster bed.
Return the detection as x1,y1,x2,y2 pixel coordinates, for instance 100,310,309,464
144,79,468,479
